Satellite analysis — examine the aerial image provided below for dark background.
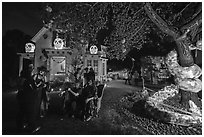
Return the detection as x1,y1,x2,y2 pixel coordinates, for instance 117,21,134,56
2,2,43,36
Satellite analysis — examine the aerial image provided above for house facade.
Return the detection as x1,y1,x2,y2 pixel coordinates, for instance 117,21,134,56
17,27,108,83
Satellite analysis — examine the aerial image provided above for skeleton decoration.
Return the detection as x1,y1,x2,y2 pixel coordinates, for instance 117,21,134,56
90,45,98,54
53,38,64,49
25,42,35,53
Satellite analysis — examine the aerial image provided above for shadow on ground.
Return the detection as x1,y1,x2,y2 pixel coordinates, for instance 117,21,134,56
128,100,153,120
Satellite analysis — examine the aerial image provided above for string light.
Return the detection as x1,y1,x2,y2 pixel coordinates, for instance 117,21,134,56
41,2,201,60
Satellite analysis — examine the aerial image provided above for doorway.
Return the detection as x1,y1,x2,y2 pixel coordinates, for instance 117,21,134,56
50,56,66,81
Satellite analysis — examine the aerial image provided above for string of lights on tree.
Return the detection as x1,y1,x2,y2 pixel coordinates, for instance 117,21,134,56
41,2,109,45
40,2,201,60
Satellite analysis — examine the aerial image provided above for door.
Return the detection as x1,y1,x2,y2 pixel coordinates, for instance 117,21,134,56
50,56,66,82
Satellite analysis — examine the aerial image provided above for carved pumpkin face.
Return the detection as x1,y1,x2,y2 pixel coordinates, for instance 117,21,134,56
54,38,64,49
90,45,98,54
25,43,35,52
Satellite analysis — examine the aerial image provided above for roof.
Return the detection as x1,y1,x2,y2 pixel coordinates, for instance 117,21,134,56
31,27,49,43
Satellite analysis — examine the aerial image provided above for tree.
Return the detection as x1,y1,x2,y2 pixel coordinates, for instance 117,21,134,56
143,2,202,109
40,2,156,59
104,3,150,59
39,3,202,109
144,2,201,67
41,2,110,45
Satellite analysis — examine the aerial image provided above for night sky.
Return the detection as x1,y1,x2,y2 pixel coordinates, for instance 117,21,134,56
2,2,43,37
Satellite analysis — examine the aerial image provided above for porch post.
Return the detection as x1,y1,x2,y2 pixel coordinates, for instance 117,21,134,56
19,55,23,76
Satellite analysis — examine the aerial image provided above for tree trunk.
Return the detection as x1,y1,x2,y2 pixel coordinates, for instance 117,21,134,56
144,3,200,107
175,38,194,67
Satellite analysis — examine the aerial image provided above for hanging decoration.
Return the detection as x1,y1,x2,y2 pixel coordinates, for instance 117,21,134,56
53,38,64,49
51,57,65,64
90,45,98,54
25,42,35,53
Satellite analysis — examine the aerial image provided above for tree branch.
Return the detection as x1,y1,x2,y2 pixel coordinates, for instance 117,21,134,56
191,4,202,19
180,12,201,41
172,3,191,22
181,12,202,32
128,19,148,41
144,2,179,38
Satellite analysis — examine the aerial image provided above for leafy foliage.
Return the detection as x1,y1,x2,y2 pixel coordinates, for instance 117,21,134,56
41,2,109,44
40,2,201,59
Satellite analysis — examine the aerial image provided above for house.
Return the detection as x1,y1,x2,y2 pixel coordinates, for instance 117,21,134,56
17,26,108,83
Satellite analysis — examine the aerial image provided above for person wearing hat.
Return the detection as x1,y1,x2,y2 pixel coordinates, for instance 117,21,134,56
33,66,48,120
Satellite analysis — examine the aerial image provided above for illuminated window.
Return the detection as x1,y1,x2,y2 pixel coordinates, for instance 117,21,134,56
94,60,98,76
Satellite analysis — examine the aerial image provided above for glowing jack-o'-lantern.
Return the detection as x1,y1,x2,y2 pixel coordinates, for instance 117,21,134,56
53,38,64,49
196,40,202,50
25,43,35,53
90,45,98,54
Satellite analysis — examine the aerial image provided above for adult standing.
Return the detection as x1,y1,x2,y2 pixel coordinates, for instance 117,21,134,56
33,66,47,121
125,70,131,85
133,71,139,85
88,68,95,84
83,67,89,87
16,64,40,133
40,71,49,117
128,71,132,85
124,70,128,84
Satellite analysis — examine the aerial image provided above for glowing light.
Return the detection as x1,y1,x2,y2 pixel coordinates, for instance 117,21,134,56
53,38,64,49
25,43,35,53
90,45,98,54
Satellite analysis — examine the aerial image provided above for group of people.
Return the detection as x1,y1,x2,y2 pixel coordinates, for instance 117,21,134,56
16,65,49,133
62,67,100,121
16,65,102,133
